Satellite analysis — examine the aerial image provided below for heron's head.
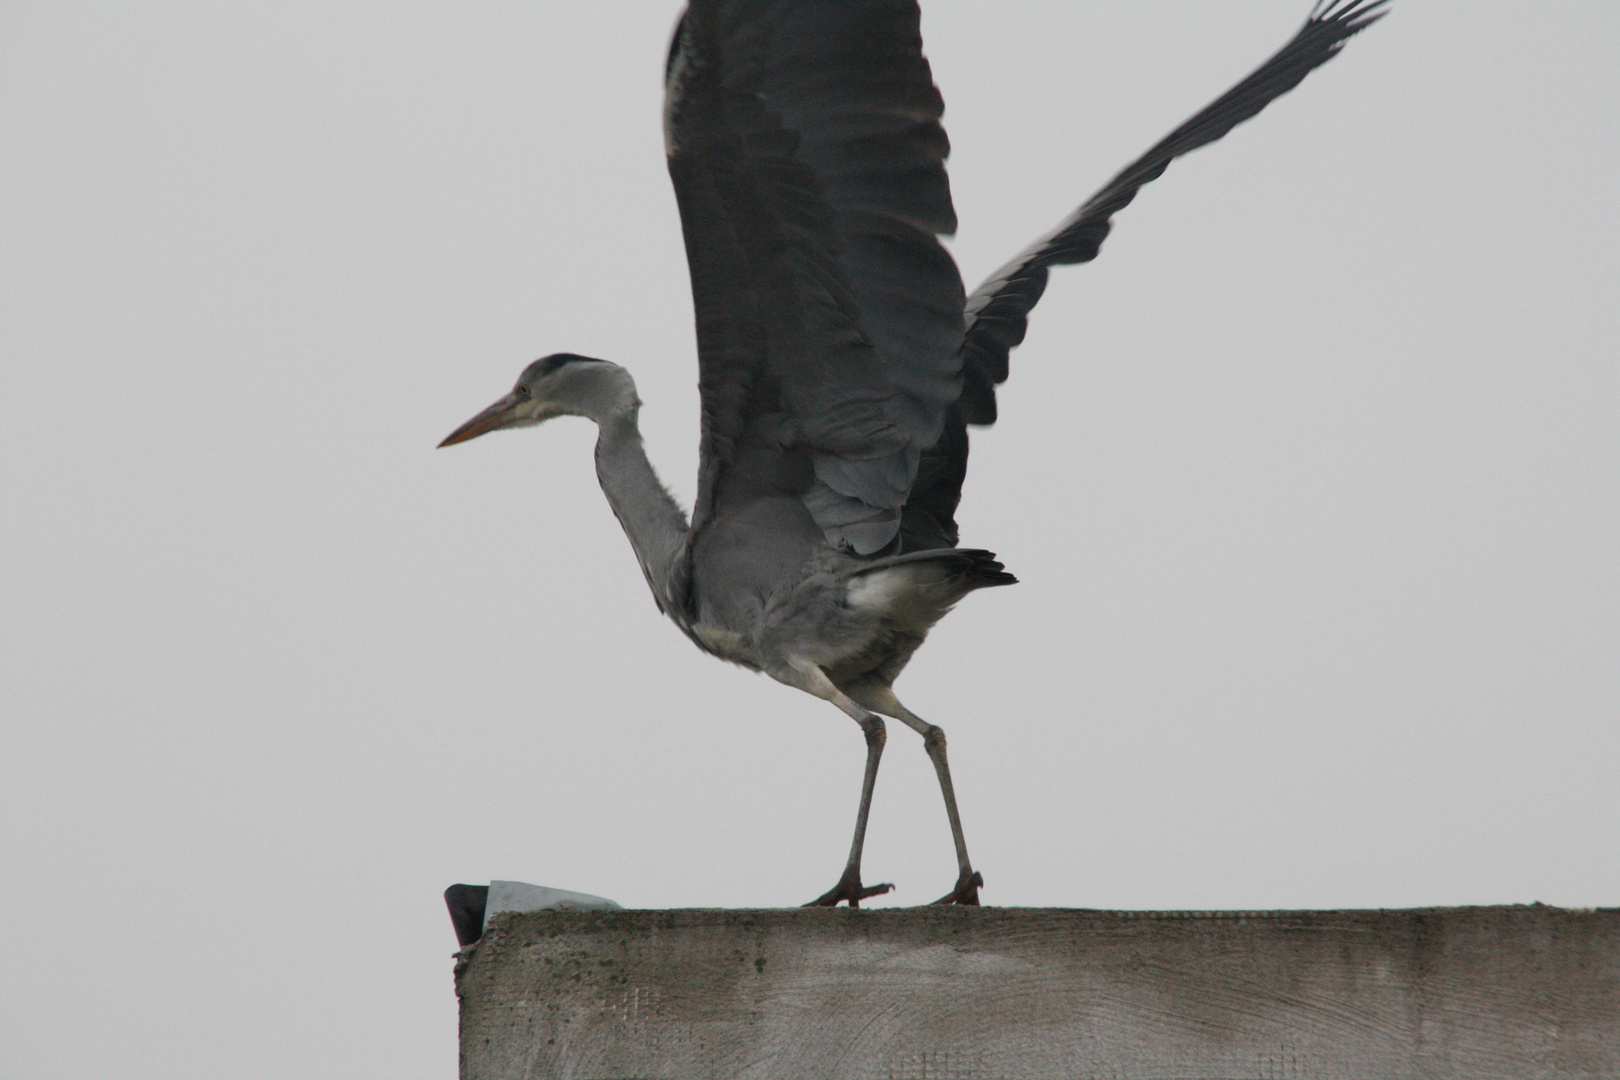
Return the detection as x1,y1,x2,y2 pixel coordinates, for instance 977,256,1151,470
438,353,630,447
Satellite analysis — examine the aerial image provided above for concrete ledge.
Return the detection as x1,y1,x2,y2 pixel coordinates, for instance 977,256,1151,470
455,905,1619,1079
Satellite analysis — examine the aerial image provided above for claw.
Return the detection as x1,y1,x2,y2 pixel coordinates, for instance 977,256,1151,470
803,868,895,908
930,870,983,906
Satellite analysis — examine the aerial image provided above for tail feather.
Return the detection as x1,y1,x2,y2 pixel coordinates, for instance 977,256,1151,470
853,547,1017,589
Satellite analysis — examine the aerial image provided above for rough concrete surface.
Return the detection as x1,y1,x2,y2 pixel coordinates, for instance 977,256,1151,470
454,905,1619,1080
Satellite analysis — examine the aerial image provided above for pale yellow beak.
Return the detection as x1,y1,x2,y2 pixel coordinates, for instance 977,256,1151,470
439,392,522,448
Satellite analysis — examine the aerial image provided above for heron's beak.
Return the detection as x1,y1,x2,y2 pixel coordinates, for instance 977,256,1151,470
438,392,523,448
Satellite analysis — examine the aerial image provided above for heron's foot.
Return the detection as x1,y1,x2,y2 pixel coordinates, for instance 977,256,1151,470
931,870,983,906
803,868,894,908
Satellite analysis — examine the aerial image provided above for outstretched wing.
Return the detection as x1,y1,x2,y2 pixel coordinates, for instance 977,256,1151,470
956,0,1388,425
665,0,965,556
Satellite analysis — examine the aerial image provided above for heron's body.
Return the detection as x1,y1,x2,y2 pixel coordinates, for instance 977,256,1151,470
442,1,1386,906
537,359,1009,689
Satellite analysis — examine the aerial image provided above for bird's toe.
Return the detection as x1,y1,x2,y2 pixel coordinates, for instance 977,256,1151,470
930,870,983,906
803,869,894,908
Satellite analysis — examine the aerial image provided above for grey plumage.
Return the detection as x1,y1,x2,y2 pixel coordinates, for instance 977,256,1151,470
441,0,1386,907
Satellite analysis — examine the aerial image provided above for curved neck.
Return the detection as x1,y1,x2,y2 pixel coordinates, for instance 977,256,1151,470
592,407,690,617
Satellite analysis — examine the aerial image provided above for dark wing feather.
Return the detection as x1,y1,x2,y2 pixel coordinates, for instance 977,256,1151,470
956,0,1388,425
666,0,965,556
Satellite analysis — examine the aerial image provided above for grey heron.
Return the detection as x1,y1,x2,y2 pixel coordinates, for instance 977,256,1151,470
441,1,1387,907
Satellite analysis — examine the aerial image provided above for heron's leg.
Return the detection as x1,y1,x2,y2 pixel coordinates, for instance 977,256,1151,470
851,686,983,906
804,711,891,908
786,663,895,908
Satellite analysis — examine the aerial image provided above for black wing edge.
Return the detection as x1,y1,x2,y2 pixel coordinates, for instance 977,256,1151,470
955,0,1389,426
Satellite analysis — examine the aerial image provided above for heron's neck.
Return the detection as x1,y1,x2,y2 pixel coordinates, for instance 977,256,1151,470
593,407,690,616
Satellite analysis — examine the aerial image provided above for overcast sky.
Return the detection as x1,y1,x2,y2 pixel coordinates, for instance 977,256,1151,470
3,3,1616,1078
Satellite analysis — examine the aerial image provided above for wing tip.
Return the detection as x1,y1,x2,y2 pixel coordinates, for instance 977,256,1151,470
1309,0,1392,34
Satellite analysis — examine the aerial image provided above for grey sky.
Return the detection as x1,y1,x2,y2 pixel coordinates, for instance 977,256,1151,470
2,3,1616,1078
